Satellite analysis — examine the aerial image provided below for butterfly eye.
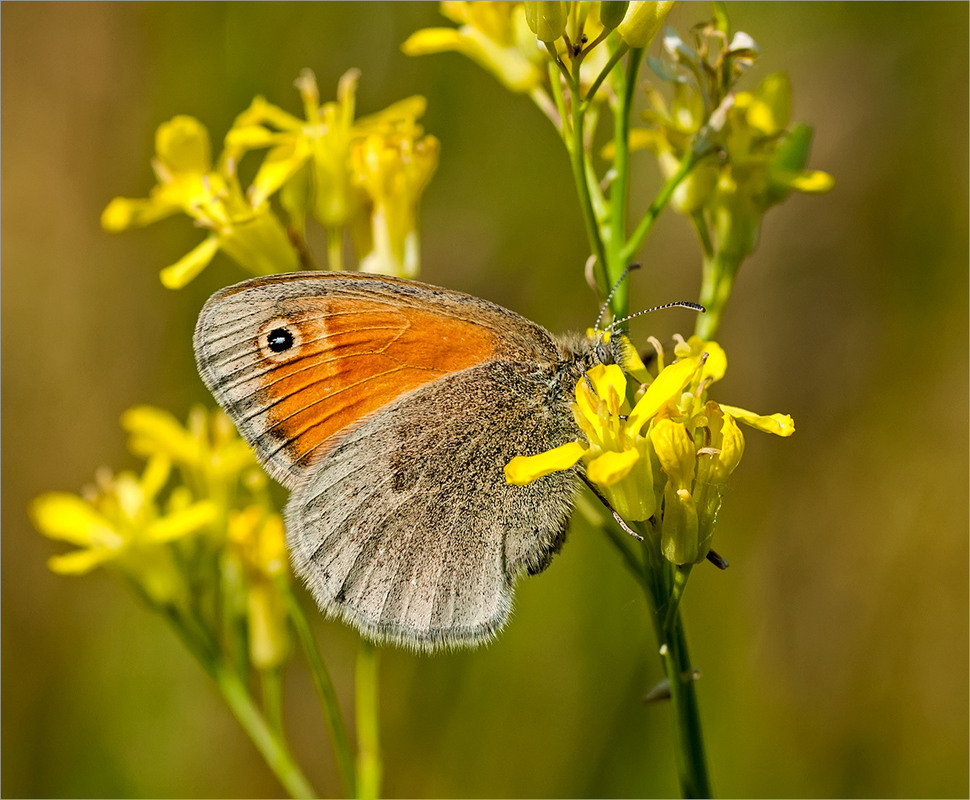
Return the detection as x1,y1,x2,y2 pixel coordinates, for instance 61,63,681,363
595,341,613,365
267,328,294,353
258,319,303,362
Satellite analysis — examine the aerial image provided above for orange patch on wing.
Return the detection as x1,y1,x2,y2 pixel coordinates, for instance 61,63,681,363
259,298,498,467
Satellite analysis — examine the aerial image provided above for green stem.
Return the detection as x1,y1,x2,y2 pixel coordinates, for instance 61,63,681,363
583,41,630,106
355,640,383,800
213,660,318,799
563,54,609,296
638,557,711,799
622,150,700,265
604,45,644,321
694,251,740,340
660,611,711,798
286,588,357,798
261,665,286,739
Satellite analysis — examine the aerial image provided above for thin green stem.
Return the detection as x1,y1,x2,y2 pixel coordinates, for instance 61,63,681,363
213,660,318,800
604,45,644,320
660,611,711,798
622,150,700,265
689,211,714,260
583,41,630,106
663,564,692,632
546,59,571,142
694,251,741,340
569,80,610,292
286,588,357,798
261,665,286,739
637,558,711,799
355,640,383,800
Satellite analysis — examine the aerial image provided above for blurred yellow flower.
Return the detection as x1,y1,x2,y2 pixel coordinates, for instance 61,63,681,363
352,131,440,277
228,507,290,669
227,69,439,276
122,404,260,487
102,115,298,288
403,2,545,93
31,458,216,605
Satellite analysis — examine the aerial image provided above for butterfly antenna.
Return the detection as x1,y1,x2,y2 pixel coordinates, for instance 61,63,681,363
607,300,705,335
594,263,642,336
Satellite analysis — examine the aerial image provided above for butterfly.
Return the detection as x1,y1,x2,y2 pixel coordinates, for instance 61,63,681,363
194,270,629,651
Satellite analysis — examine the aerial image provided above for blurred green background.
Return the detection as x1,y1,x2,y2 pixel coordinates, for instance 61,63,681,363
2,2,967,798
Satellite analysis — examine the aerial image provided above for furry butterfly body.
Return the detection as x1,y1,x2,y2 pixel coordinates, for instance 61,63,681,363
194,272,618,650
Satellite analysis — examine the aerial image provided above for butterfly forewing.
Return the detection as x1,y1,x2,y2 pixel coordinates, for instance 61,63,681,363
195,276,502,487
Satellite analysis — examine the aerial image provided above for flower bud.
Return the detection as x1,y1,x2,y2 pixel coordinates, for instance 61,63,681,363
524,1,567,43
616,1,676,47
598,1,630,31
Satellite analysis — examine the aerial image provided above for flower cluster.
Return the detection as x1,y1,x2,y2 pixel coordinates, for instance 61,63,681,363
507,336,794,564
32,406,291,668
103,70,439,286
404,2,676,119
633,23,834,337
638,28,834,247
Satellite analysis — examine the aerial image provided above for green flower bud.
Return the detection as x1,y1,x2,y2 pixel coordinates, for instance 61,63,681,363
660,485,699,564
599,1,630,31
524,1,567,43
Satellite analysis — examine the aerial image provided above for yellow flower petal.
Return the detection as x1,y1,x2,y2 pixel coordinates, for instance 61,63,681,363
587,448,640,486
224,124,283,151
626,358,698,433
155,115,211,173
683,337,727,382
587,363,628,415
402,26,543,93
649,418,696,488
122,405,203,465
402,27,471,56
146,501,218,543
247,140,311,208
717,413,745,475
159,236,220,289
505,441,586,485
356,95,428,131
101,196,179,231
31,493,120,547
747,73,792,135
48,549,116,576
778,169,836,194
719,404,795,436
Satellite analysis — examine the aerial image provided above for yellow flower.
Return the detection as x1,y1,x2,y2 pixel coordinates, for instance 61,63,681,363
102,115,298,288
122,404,260,487
352,128,440,278
228,507,290,669
402,1,545,93
226,69,438,276
639,58,834,230
506,336,794,563
31,458,217,605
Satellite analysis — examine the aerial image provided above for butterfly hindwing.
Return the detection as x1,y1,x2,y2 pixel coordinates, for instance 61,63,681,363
285,360,581,649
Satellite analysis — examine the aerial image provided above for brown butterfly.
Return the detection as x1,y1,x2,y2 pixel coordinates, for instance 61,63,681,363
194,271,626,651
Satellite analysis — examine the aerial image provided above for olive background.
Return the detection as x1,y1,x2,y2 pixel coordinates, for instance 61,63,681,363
2,3,967,798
